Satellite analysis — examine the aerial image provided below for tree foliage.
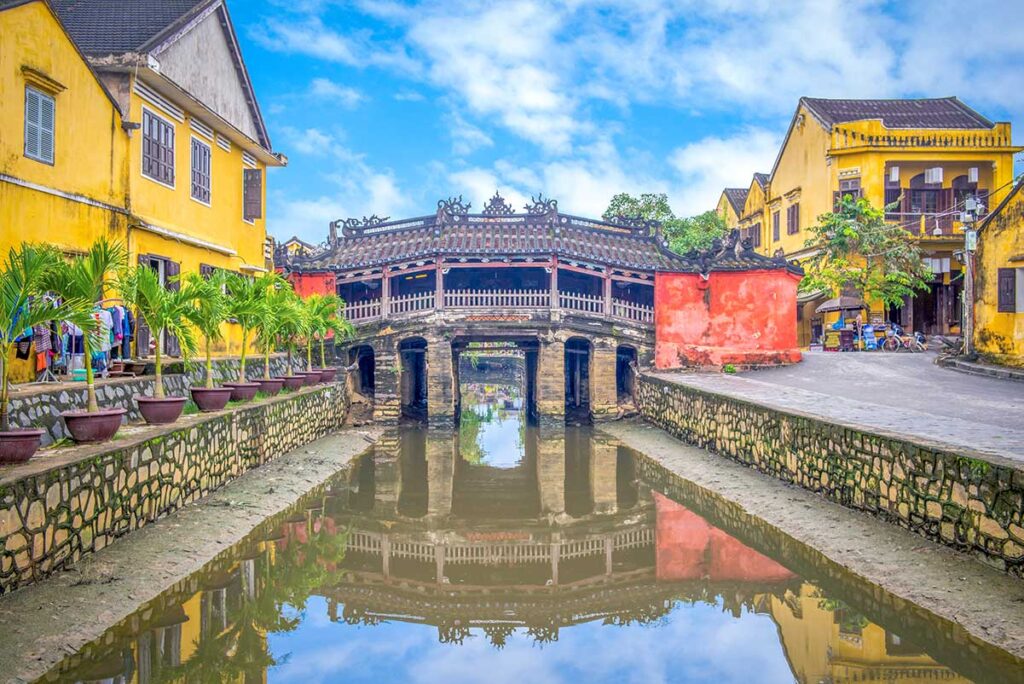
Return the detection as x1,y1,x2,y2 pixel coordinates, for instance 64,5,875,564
602,192,728,254
800,194,932,307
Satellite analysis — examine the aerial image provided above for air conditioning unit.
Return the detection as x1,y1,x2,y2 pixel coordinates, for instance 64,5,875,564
968,167,979,183
925,167,943,184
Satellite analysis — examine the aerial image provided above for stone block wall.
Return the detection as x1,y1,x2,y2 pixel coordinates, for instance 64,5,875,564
7,355,309,447
634,374,1024,575
0,385,348,593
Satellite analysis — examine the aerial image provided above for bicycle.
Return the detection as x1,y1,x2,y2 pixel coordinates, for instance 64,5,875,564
880,324,927,352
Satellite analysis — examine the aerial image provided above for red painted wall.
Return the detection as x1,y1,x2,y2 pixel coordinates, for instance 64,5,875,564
288,272,336,298
654,269,801,368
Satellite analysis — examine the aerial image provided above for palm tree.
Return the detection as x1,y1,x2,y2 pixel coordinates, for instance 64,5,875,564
254,275,295,380
43,238,126,412
224,273,267,382
0,244,92,432
275,289,305,376
306,293,352,369
182,270,229,389
120,266,198,398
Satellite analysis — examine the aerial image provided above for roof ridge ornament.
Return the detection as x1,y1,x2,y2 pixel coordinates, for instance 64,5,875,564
482,191,516,216
437,195,471,228
525,194,558,221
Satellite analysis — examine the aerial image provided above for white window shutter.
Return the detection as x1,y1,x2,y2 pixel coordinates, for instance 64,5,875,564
38,94,54,162
24,87,55,163
25,89,40,159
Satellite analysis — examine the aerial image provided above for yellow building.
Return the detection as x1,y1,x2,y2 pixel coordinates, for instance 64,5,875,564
716,188,747,228
721,97,1020,346
1,0,285,372
975,178,1024,366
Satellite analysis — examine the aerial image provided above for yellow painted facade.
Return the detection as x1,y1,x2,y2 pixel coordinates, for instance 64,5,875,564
722,98,1020,345
1,0,285,380
975,180,1024,365
715,192,740,228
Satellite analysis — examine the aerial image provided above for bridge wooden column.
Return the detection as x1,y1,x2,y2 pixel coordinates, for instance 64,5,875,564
536,338,565,422
372,337,400,423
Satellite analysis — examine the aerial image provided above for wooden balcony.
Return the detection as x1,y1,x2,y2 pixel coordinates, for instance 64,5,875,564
342,288,655,327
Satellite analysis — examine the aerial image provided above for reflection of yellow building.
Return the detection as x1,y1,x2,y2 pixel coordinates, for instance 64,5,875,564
718,97,1021,345
975,179,1024,366
0,0,285,374
771,584,970,684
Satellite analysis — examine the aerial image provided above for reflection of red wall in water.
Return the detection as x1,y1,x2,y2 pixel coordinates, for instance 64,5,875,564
654,492,794,582
654,270,802,368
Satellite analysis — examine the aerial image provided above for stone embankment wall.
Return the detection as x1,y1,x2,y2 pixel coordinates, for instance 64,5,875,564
635,374,1024,575
0,384,348,594
7,355,307,446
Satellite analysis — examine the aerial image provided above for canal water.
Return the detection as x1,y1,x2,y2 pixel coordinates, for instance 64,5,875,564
37,383,1024,683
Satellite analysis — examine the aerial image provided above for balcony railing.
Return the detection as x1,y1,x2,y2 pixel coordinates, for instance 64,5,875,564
342,289,655,327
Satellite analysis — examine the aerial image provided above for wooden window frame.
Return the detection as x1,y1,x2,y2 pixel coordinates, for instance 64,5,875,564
142,107,175,189
190,135,212,205
24,85,55,165
243,167,263,223
997,268,1016,313
772,210,781,241
787,203,800,235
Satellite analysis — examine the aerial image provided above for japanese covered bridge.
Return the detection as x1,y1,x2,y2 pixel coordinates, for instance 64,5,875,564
280,193,802,425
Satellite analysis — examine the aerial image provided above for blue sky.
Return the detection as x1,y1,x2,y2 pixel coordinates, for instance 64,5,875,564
228,0,1024,244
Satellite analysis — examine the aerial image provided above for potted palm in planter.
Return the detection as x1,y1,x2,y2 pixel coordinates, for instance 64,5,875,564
274,290,306,391
253,274,293,396
307,293,350,383
0,244,93,462
120,265,197,424
297,296,322,385
43,238,128,443
223,272,266,402
182,270,234,411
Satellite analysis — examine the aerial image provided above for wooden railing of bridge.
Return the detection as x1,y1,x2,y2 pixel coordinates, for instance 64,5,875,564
343,289,655,326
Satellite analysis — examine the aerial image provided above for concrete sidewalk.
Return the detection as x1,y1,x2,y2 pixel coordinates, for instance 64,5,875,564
654,350,1024,461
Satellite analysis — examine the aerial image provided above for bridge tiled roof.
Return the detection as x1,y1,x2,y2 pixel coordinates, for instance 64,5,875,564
287,195,800,275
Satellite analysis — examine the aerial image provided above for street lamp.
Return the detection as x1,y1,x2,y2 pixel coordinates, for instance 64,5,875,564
959,196,984,357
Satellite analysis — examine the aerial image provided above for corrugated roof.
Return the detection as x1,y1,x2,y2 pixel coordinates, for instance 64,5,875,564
723,188,749,216
49,0,209,56
801,97,994,130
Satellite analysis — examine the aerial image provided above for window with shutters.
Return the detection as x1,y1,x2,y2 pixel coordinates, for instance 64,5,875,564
142,109,175,187
772,210,780,241
787,203,800,234
750,222,761,248
243,168,263,222
191,137,212,204
24,86,55,164
997,269,1017,313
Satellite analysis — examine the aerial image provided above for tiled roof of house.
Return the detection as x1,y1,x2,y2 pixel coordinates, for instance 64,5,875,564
752,173,769,188
49,0,209,56
801,97,994,130
723,188,749,216
287,196,800,276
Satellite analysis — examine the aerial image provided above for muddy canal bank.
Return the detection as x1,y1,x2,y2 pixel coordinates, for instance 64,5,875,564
0,427,380,684
602,420,1024,662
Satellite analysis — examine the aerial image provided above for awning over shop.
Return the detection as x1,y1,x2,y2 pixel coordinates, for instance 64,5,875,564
815,296,866,314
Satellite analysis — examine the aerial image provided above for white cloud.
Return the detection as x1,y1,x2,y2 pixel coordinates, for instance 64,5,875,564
309,77,365,108
449,112,493,156
668,127,782,216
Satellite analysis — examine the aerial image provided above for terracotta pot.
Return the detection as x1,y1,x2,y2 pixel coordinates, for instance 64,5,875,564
136,396,187,425
223,382,259,402
255,378,285,396
62,408,126,444
0,429,45,464
299,371,320,386
278,375,306,391
311,368,329,383
124,361,148,375
190,387,233,412
318,367,338,383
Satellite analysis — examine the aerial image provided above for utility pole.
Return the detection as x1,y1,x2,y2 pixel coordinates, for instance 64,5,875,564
960,196,983,357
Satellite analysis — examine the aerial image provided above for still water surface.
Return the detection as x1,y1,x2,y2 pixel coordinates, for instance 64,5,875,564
40,383,1024,683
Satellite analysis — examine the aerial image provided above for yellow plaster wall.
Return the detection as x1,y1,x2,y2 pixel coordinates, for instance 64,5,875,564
715,192,739,228
975,187,1024,365
738,178,767,247
0,1,128,258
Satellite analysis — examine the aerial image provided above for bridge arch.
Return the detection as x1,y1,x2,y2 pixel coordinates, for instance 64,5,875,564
399,336,429,421
616,344,638,402
348,344,376,398
564,337,592,422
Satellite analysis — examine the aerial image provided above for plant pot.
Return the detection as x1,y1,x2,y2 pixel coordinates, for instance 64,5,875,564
256,378,285,396
136,396,187,425
62,408,126,444
299,371,320,386
223,382,259,402
278,375,306,391
318,367,338,383
190,387,234,412
0,429,45,464
311,368,329,383
124,361,148,375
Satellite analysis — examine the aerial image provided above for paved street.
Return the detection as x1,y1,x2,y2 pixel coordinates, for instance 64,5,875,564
655,351,1024,460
